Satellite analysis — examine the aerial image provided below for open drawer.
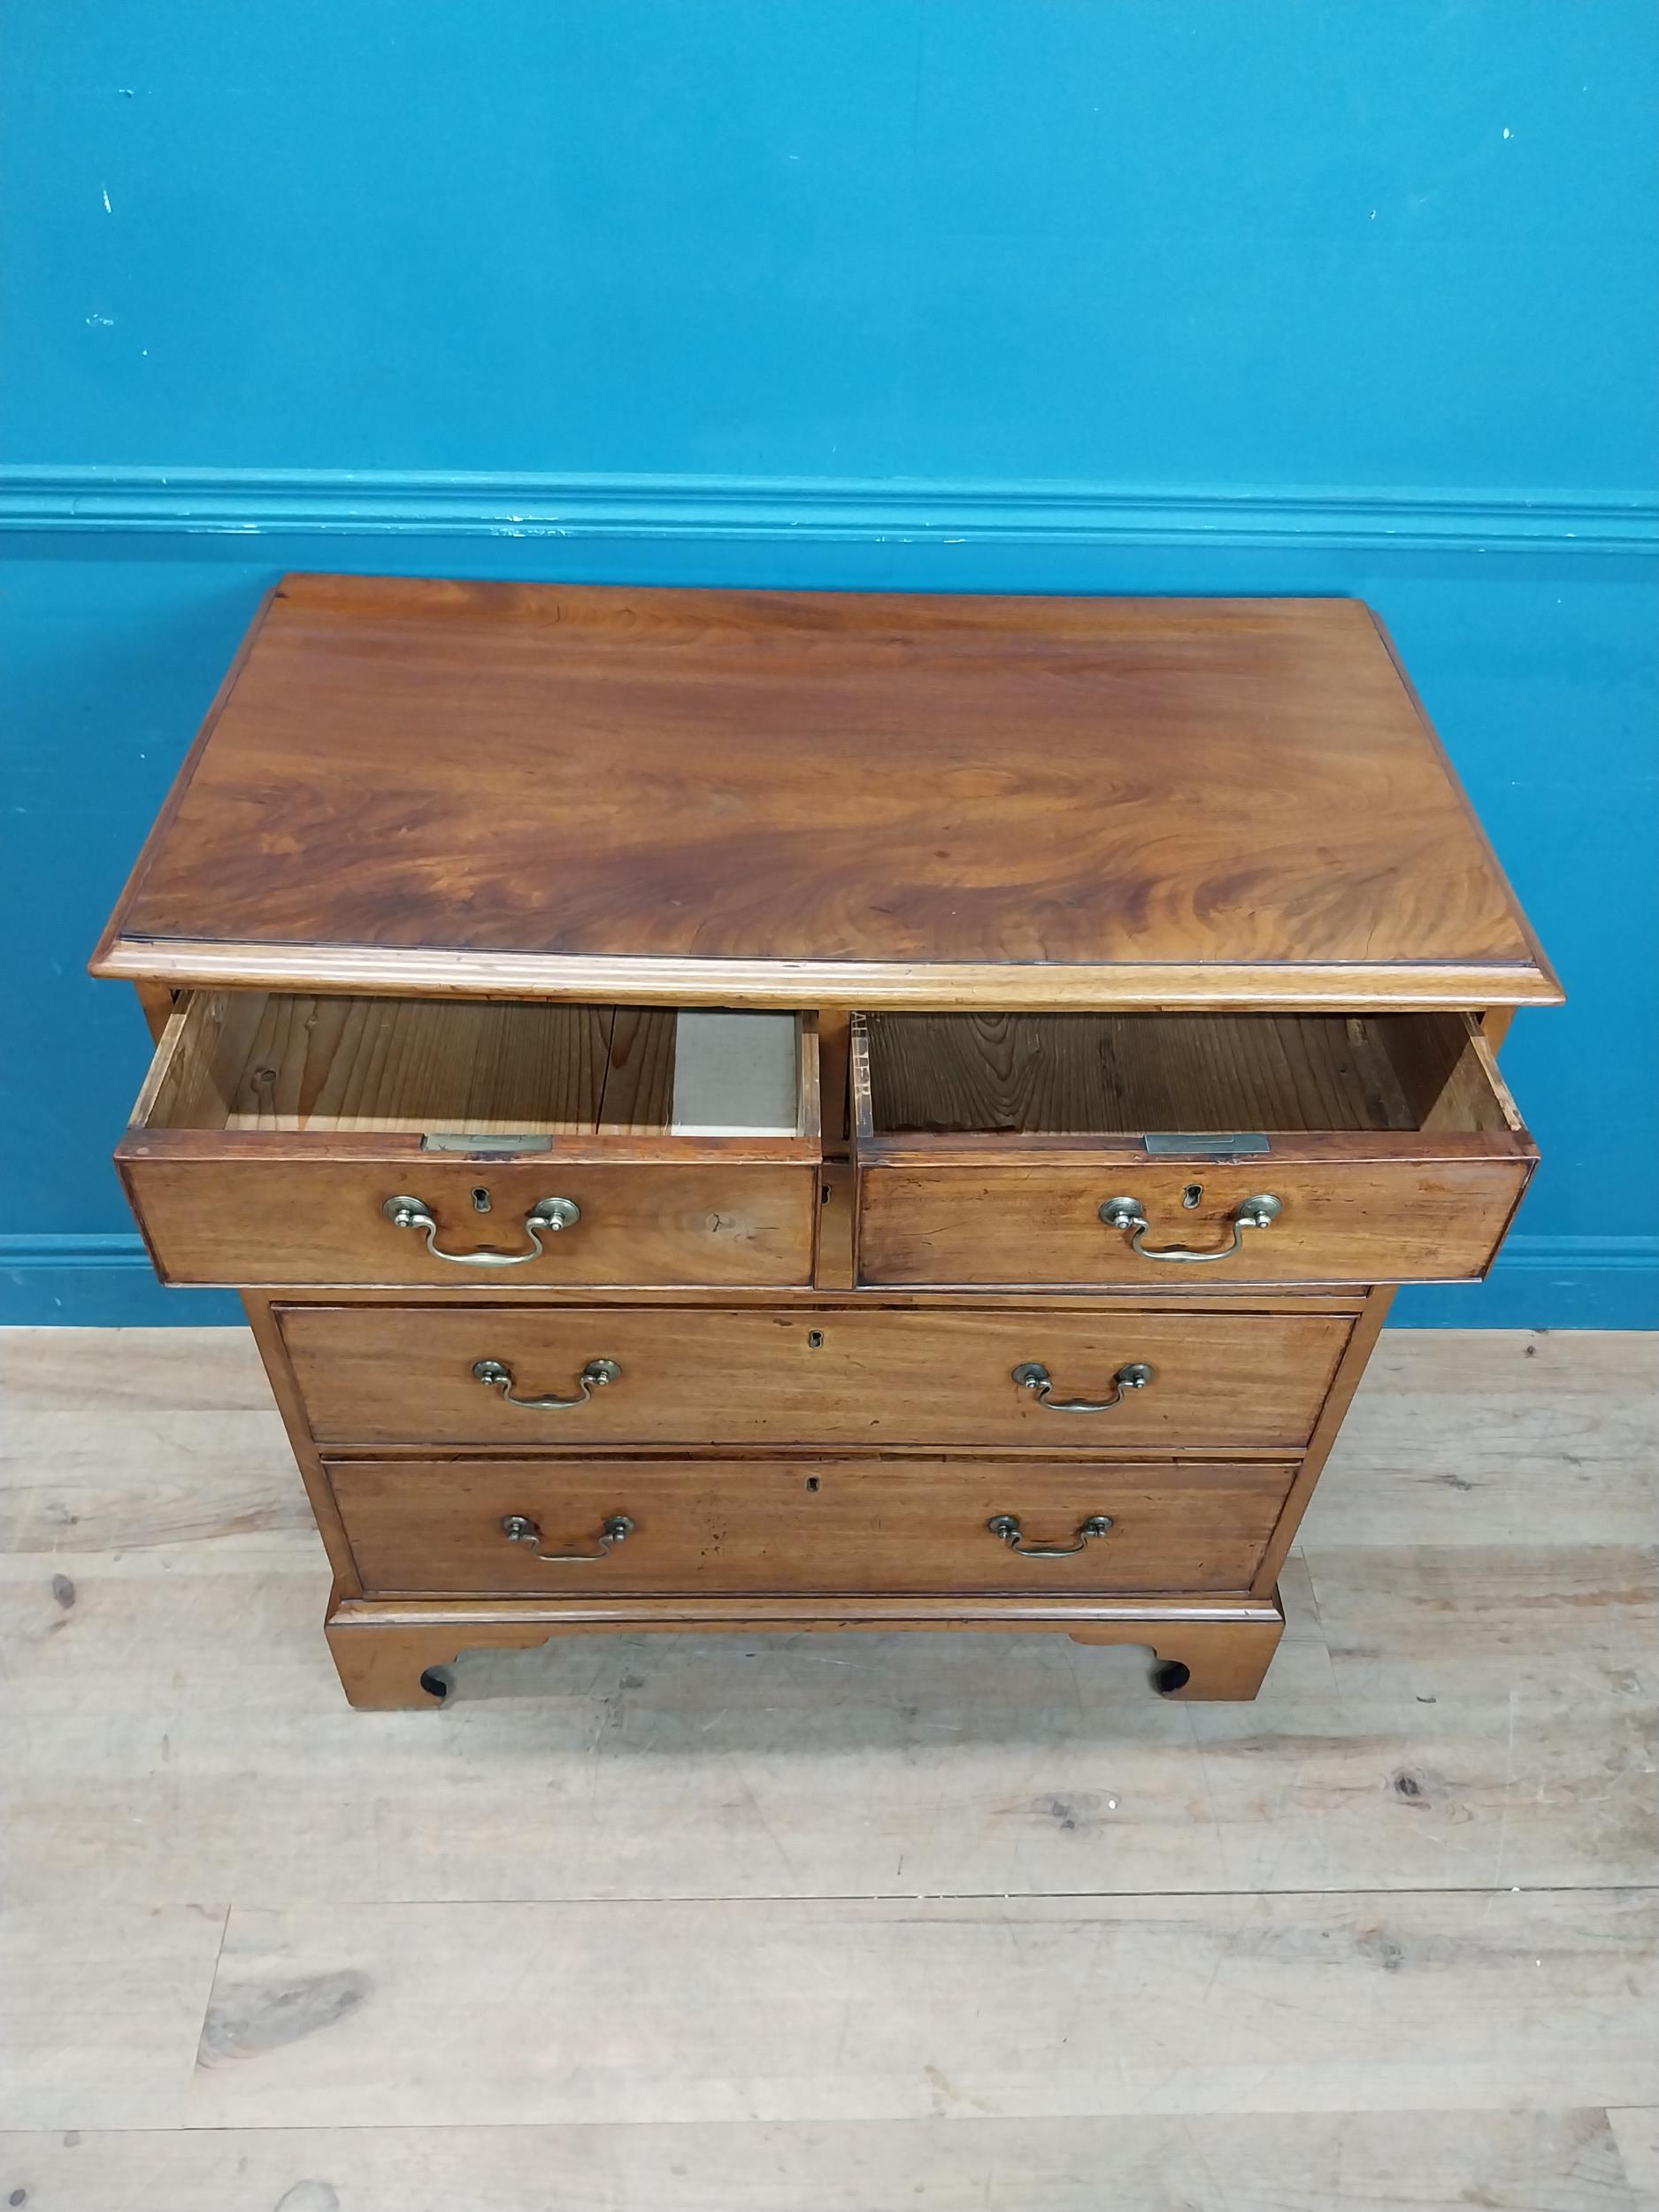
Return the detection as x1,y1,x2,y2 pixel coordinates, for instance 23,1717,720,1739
119,993,821,1288
851,1010,1537,1288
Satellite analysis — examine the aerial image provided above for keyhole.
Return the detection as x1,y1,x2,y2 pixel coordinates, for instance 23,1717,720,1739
806,1330,824,1349
1182,1183,1203,1210
472,1187,492,1213
805,1475,820,1492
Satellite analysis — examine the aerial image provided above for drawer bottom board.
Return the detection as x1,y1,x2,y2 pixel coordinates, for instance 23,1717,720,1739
327,1455,1297,1598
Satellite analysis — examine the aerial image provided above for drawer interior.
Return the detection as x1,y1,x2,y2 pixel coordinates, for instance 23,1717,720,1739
136,992,817,1141
856,1011,1524,1141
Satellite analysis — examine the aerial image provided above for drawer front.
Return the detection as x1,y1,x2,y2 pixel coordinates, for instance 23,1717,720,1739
121,1157,818,1289
281,1303,1349,1452
856,1156,1532,1289
329,1456,1297,1597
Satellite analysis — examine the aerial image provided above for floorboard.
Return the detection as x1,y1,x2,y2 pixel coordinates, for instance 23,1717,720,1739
1610,2108,1659,2209
173,1890,1658,2128
0,2108,1644,2212
0,1905,227,2131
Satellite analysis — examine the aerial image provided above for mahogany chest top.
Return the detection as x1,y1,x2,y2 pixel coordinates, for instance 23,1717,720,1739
92,576,1558,1013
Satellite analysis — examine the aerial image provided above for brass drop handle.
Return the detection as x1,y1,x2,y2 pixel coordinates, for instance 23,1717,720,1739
472,1356,621,1409
1013,1360,1155,1413
381,1194,580,1265
988,1512,1114,1557
501,1511,634,1562
1099,1193,1282,1263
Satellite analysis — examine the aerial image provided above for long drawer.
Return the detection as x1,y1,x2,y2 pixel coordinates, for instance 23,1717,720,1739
853,1010,1537,1287
280,1303,1351,1452
329,1455,1298,1597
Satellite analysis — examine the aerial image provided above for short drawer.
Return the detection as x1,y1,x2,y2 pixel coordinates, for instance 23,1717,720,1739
329,1455,1298,1597
853,1010,1537,1287
118,992,820,1288
280,1303,1350,1452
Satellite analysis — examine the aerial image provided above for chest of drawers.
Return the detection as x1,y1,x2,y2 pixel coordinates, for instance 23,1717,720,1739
94,580,1557,1707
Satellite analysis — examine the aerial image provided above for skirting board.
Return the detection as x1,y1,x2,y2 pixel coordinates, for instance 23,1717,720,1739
2,1233,1654,1329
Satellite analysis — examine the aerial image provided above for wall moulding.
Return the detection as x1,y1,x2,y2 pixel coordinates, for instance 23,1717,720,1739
2,466,1656,554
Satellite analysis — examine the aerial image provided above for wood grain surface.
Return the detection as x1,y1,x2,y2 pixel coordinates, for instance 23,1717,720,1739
120,1156,822,1289
864,1010,1429,1133
120,992,821,1286
321,1594,1286,1706
852,1006,1534,1286
0,2112,1642,2212
327,1454,1295,1597
92,580,1559,1008
856,1156,1534,1286
278,1301,1349,1452
138,990,805,1137
175,1890,1659,2128
219,995,616,1133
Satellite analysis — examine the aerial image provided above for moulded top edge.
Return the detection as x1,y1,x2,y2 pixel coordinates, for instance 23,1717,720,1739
91,934,1567,1012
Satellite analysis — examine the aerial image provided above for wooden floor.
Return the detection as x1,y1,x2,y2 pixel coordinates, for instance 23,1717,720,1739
0,1327,1655,2210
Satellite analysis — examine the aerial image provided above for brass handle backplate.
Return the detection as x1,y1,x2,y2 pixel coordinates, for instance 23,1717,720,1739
1013,1360,1155,1413
501,1511,634,1562
988,1512,1114,1557
472,1356,621,1409
381,1194,580,1265
1099,1192,1282,1263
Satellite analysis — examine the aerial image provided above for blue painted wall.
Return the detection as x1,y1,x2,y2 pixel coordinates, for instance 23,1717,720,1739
3,1,1656,1325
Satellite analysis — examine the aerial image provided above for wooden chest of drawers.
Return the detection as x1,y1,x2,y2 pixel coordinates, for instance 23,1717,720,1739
94,580,1557,1706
